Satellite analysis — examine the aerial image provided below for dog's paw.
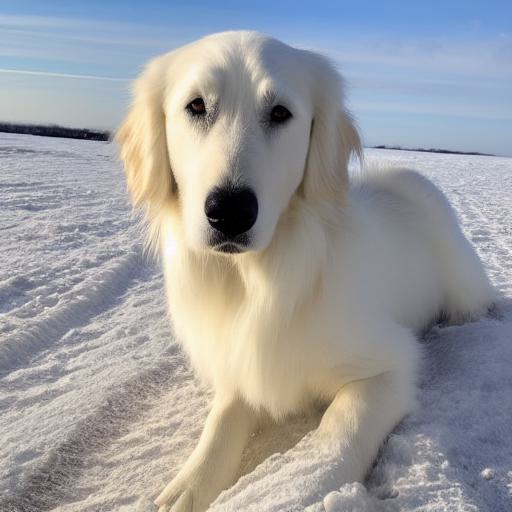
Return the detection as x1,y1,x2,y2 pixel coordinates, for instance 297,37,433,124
134,496,160,512
155,473,216,512
156,488,193,512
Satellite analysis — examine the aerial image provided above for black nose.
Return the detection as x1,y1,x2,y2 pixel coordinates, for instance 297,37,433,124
205,187,258,237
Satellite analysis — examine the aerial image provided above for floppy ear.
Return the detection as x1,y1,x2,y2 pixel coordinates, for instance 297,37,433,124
302,55,362,203
116,55,175,209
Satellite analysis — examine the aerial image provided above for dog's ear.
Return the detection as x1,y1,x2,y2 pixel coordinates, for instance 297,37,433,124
116,55,175,208
303,55,362,203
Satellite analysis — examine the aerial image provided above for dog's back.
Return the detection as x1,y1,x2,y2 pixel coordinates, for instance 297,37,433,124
349,168,494,328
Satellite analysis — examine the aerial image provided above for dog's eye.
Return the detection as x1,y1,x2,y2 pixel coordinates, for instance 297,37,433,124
186,97,206,116
270,105,292,124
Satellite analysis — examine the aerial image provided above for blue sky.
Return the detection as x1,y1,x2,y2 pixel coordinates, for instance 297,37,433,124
1,0,511,155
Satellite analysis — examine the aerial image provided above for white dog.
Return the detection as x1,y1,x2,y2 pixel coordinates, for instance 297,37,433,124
117,31,493,511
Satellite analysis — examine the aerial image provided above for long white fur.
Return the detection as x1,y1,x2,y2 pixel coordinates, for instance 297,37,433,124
116,31,494,512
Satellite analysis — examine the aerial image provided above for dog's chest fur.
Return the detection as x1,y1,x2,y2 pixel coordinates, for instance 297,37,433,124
166,260,316,417
163,212,347,418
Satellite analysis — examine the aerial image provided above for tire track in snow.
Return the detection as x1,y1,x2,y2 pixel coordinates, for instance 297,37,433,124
0,247,149,377
0,354,181,512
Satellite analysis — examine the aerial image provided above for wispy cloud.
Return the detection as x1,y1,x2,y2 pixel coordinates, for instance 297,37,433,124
0,13,177,67
321,35,512,79
0,68,130,82
307,35,512,127
0,13,139,31
0,13,181,47
0,11,218,49
0,24,170,48
352,98,512,122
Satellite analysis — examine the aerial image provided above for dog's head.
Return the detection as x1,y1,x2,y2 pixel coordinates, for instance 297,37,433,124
117,31,361,254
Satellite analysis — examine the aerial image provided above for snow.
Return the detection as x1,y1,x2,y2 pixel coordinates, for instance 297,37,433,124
1,133,511,512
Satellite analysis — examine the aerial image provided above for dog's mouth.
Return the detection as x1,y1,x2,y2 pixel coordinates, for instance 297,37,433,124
208,232,251,254
213,242,245,254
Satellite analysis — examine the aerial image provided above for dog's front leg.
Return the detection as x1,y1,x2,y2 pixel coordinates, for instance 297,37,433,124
210,370,415,511
316,370,415,482
155,395,257,512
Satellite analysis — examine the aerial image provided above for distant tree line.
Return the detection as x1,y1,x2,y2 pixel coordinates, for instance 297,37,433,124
373,144,493,157
0,122,110,141
0,123,494,155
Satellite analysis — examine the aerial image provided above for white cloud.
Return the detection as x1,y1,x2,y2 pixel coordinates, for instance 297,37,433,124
0,13,179,65
0,68,131,82
0,25,170,48
0,13,137,31
306,34,512,79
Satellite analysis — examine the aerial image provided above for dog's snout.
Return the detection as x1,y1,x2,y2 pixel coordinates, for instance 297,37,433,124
205,187,258,237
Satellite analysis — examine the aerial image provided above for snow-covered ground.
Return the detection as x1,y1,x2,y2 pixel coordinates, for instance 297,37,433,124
0,133,511,512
